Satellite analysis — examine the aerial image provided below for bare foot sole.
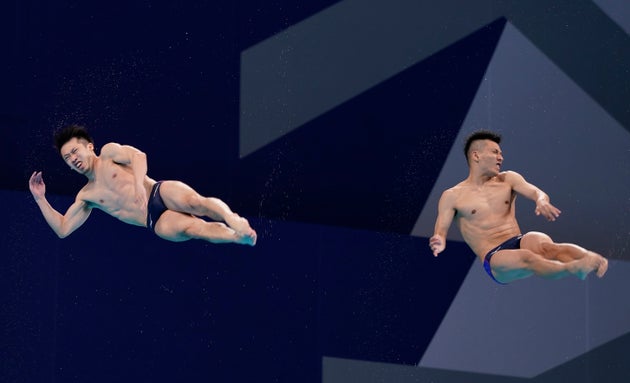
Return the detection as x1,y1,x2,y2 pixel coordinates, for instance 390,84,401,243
592,253,608,278
236,229,257,246
229,216,252,233
582,251,608,278
572,255,600,280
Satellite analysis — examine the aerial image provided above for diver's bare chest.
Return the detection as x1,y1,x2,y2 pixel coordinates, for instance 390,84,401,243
97,166,134,187
83,166,135,204
456,186,513,218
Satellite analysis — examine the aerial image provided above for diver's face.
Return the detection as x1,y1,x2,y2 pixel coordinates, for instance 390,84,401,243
60,137,93,174
476,140,503,175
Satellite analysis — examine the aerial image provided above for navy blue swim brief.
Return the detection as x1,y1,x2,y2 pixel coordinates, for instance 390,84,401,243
147,181,168,232
483,234,524,285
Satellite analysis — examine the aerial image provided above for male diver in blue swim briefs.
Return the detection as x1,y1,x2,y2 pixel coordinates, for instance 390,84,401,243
29,124,257,246
429,130,607,284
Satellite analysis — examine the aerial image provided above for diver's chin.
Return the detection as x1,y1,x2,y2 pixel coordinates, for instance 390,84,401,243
486,169,499,178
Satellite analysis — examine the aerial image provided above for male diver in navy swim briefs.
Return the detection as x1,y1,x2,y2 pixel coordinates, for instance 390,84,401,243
429,130,607,284
29,124,257,246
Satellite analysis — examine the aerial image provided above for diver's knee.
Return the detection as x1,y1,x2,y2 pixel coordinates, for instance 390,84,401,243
523,231,552,243
184,193,204,211
540,242,560,256
521,232,552,253
520,251,537,265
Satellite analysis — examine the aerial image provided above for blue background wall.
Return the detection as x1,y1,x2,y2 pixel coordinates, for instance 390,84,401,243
2,1,630,382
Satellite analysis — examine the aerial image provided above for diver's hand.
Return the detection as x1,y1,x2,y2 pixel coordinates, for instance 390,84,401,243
535,198,561,221
429,235,445,257
29,171,47,201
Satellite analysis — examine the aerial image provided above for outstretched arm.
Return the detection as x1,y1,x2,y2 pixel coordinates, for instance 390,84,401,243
506,170,561,221
29,171,92,238
430,189,457,257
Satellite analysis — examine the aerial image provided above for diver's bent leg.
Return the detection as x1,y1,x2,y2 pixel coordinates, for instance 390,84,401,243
521,232,607,277
154,211,253,245
491,249,594,282
157,181,256,240
185,220,241,244
157,181,230,219
543,243,608,276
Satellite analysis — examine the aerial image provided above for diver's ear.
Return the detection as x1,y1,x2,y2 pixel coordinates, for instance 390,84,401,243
87,142,94,151
471,150,480,163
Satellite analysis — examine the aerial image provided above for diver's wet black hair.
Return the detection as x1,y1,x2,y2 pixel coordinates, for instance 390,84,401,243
54,124,94,153
464,130,501,164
